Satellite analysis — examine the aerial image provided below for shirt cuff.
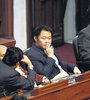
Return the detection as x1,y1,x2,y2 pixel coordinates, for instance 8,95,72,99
42,76,47,82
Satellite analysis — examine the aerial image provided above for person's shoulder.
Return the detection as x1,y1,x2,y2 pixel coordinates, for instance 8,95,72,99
0,62,19,79
0,61,8,68
79,24,90,35
27,46,39,56
27,44,42,56
86,24,90,33
27,46,46,62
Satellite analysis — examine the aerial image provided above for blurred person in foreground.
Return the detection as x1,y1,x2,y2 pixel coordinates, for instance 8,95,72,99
10,95,27,100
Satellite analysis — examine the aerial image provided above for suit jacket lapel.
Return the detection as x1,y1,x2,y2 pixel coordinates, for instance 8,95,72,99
32,43,47,61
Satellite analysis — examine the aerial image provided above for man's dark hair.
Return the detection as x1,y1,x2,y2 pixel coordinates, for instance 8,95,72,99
32,25,53,41
2,46,23,66
11,95,27,100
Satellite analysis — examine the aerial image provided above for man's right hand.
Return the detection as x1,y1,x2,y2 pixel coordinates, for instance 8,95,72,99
42,78,50,85
44,44,54,57
21,55,33,69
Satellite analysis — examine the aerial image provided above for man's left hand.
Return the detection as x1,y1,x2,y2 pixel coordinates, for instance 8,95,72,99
73,66,81,74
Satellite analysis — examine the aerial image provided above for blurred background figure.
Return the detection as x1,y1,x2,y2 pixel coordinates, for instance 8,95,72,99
11,95,27,100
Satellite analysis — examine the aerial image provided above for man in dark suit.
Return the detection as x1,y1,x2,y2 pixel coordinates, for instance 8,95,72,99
0,47,36,98
27,25,81,81
77,6,90,72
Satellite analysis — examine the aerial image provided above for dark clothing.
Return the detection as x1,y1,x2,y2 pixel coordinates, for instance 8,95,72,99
77,24,90,72
0,61,36,98
27,43,75,79
78,24,90,62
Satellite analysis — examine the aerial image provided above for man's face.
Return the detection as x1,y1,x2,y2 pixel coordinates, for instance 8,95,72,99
34,30,52,50
0,46,7,60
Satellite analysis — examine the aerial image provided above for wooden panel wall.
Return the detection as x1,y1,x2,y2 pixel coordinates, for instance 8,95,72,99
0,0,16,46
26,0,64,48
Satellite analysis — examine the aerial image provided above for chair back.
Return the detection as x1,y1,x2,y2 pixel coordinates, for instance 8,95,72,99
73,36,80,62
23,48,30,55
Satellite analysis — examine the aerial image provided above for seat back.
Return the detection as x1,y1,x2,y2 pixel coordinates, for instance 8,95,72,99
23,48,30,55
73,36,83,72
73,36,80,62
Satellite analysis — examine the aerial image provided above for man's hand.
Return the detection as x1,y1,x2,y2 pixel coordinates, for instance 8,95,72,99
73,66,81,74
44,44,54,57
21,55,33,69
42,78,50,85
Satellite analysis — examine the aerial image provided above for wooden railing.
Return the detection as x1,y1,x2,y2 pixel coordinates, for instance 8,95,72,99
0,38,16,47
28,71,90,100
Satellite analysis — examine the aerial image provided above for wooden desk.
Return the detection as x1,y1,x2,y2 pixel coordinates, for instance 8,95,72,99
28,71,90,100
0,72,90,100
75,71,90,82
30,79,68,96
28,79,90,100
0,38,16,46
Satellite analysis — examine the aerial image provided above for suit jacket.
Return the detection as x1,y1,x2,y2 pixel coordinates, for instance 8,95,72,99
78,24,90,62
27,43,75,79
0,61,36,98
